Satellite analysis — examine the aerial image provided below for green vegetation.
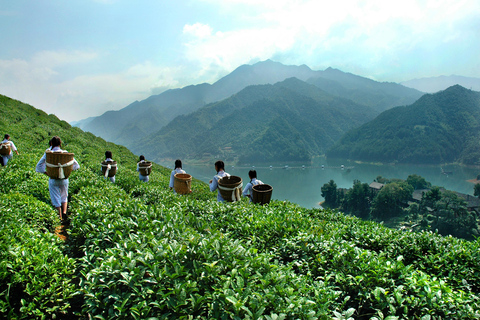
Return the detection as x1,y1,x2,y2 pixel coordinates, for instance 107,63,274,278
135,78,377,164
1,94,480,319
323,175,480,240
328,85,480,165
80,60,423,164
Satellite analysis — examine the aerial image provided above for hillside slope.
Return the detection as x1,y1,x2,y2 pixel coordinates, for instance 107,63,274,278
1,94,479,319
133,77,377,163
78,60,422,149
327,85,480,164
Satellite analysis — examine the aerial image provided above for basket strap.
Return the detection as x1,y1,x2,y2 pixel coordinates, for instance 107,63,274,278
218,182,243,202
101,163,117,177
46,159,75,179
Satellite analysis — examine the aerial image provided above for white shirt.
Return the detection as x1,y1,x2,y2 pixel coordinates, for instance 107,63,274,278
169,167,186,188
1,139,17,157
137,160,145,173
35,146,80,174
242,178,263,200
209,170,229,202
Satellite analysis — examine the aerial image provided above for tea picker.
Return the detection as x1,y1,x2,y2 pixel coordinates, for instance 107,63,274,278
35,136,80,220
169,159,192,194
101,151,117,183
137,155,152,182
242,169,263,202
209,160,231,202
0,134,19,167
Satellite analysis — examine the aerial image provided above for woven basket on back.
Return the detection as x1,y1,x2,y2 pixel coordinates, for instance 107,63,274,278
45,151,75,179
174,173,192,194
0,143,11,156
101,160,117,177
138,161,152,176
252,184,273,205
218,175,243,202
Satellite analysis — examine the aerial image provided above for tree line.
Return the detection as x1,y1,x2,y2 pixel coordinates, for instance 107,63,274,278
321,174,480,240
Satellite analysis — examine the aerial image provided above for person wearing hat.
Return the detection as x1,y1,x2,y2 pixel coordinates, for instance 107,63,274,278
169,159,187,193
35,136,80,220
1,134,19,166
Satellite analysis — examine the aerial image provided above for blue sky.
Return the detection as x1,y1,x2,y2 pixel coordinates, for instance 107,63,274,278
1,0,479,121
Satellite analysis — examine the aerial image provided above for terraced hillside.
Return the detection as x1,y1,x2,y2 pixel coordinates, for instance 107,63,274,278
1,94,479,319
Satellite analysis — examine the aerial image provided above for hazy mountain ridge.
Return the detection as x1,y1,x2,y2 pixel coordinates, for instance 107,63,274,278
402,75,480,93
133,77,377,163
75,60,423,149
327,85,480,164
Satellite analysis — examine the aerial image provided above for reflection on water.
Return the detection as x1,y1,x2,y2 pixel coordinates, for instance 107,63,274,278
159,159,480,209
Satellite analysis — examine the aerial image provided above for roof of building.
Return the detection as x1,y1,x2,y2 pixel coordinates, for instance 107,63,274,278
369,182,385,190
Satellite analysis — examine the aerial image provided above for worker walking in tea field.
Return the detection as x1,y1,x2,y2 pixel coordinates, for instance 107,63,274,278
35,136,80,221
169,159,186,193
242,169,264,202
1,134,19,166
102,151,117,183
137,155,150,182
209,160,229,202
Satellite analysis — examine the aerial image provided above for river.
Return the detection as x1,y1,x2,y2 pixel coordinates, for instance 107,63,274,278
160,159,480,208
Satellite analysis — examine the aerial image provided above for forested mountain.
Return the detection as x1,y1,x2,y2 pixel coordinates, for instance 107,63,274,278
75,60,422,149
132,77,377,163
308,68,423,113
79,60,319,146
402,75,480,93
327,85,480,164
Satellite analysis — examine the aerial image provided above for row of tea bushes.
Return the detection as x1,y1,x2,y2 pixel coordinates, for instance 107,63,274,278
1,94,480,319
0,193,78,319
67,180,339,319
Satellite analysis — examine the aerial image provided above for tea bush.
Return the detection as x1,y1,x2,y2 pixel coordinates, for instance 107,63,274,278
1,94,480,319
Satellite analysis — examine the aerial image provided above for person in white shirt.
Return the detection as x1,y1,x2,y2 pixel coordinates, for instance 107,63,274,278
209,160,229,202
169,159,186,193
35,136,80,220
136,155,149,182
104,150,116,183
1,134,19,166
242,170,264,202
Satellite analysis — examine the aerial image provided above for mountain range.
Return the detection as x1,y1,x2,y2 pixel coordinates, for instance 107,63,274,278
327,85,480,165
133,77,378,163
401,75,480,93
76,60,422,144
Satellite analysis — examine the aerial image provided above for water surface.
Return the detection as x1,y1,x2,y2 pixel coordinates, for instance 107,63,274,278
161,159,480,208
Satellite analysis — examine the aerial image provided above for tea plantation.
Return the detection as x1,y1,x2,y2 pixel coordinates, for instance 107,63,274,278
1,94,479,319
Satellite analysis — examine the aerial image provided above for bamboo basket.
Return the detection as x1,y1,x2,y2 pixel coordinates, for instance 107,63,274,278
0,143,11,156
45,151,75,179
174,173,192,194
218,175,243,202
252,184,273,205
138,161,152,176
101,160,117,177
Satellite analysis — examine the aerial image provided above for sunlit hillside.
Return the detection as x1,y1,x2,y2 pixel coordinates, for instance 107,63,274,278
1,94,479,319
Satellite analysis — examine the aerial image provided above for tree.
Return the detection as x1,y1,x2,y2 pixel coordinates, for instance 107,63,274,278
421,186,441,210
321,180,337,207
406,174,430,190
474,183,480,199
431,191,475,240
371,181,413,219
344,180,371,218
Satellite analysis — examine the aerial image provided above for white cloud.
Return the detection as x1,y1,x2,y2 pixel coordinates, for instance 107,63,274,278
0,52,183,121
183,23,213,39
31,50,98,69
187,0,480,80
